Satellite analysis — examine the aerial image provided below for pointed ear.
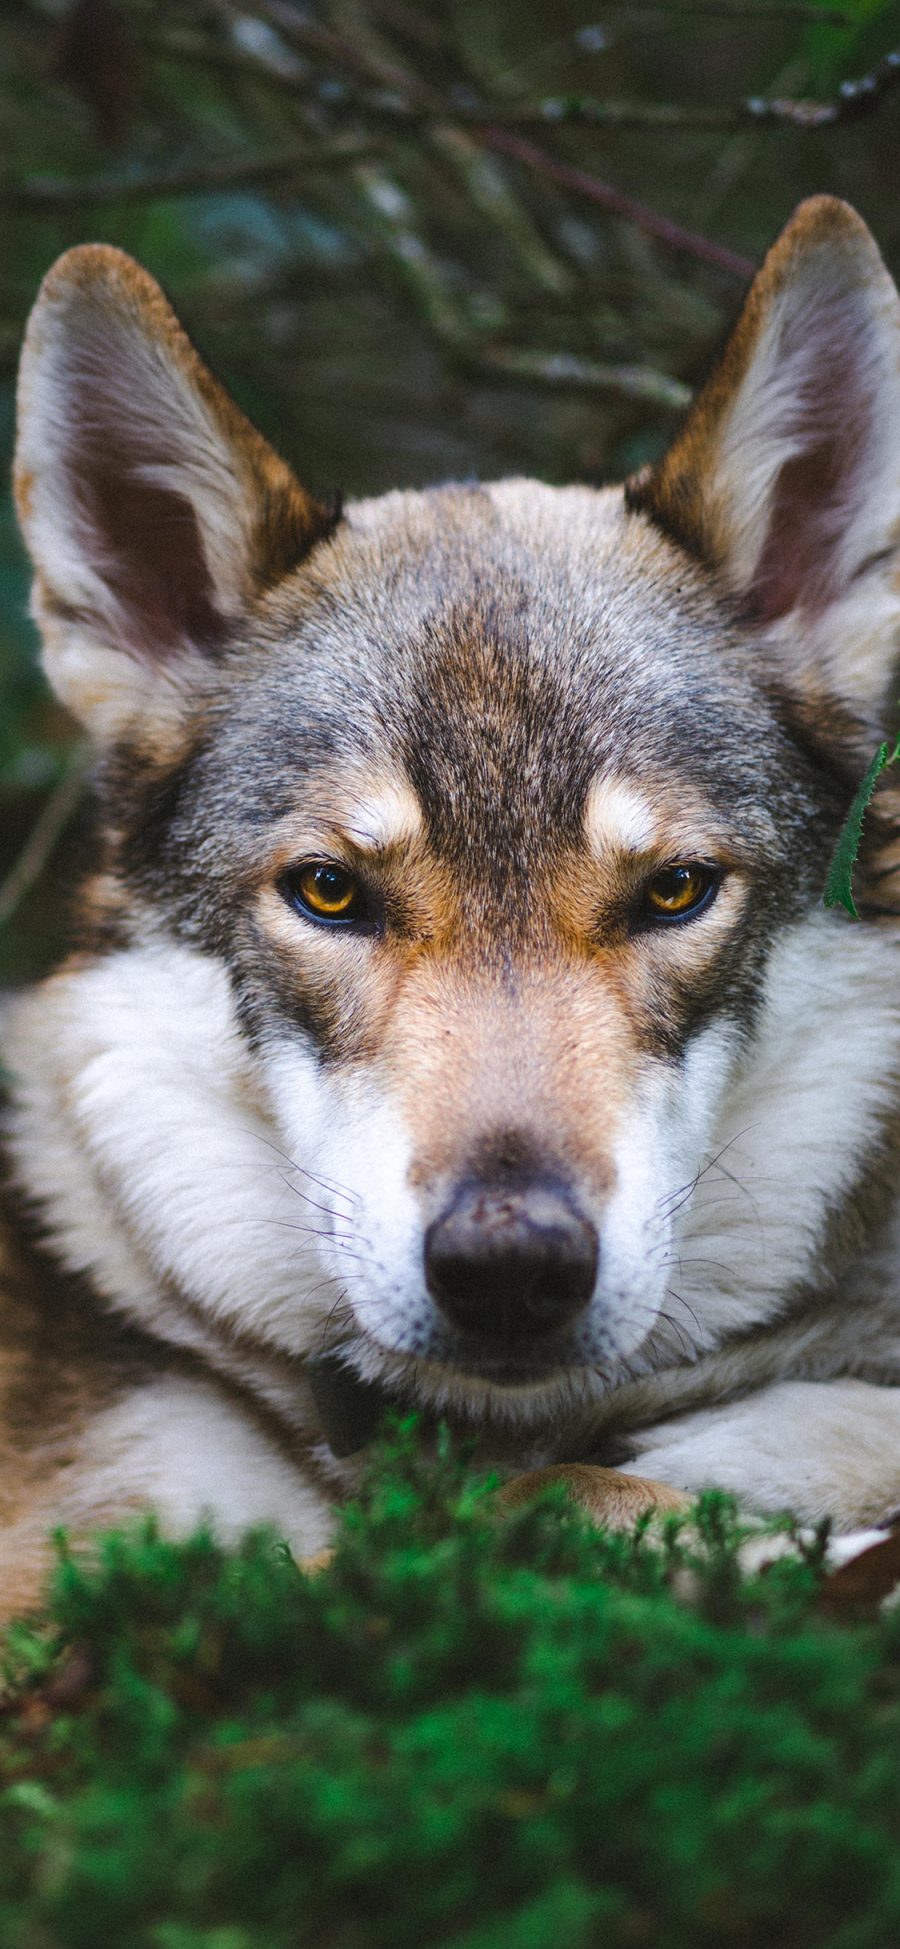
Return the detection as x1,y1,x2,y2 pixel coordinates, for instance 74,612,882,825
14,245,337,741
626,198,900,731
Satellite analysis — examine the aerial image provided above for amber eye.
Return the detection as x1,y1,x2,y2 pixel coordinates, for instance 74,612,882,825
641,863,719,924
283,862,370,926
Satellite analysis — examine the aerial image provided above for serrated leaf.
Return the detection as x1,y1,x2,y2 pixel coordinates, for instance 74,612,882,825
823,738,899,917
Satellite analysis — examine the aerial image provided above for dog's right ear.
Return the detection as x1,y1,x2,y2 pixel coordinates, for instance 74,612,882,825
626,197,900,737
15,245,337,743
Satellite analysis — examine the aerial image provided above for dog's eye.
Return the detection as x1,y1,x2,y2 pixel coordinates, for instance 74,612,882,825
283,862,369,926
640,863,719,924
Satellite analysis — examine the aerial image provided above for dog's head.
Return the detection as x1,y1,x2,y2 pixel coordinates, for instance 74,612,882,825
13,199,900,1417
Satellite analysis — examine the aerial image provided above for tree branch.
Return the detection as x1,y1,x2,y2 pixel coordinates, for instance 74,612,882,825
253,1,756,278
24,4,890,279
744,46,900,125
493,46,900,131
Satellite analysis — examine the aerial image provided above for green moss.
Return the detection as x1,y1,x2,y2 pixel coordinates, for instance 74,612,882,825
0,1422,898,1948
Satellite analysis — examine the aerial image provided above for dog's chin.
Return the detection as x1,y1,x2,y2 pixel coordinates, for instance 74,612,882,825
345,1323,620,1426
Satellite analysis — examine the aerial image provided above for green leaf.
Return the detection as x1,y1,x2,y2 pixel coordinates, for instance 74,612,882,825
823,738,899,917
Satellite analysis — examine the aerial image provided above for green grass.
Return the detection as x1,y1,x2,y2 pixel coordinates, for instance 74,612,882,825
1,1421,899,1949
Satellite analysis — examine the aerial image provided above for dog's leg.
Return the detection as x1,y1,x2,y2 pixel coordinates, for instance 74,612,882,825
498,1464,689,1529
622,1378,900,1530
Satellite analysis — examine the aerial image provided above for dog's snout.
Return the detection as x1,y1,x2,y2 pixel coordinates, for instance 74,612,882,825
424,1180,598,1341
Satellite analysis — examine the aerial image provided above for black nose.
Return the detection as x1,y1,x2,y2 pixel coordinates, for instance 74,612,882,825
424,1179,598,1343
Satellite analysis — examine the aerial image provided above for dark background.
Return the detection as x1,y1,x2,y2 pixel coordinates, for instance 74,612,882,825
2,0,899,979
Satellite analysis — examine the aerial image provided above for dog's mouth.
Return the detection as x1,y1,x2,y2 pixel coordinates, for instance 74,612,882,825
390,1316,604,1389
308,1324,610,1456
424,1338,592,1387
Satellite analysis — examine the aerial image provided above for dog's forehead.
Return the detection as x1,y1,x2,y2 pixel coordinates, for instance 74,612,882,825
232,479,791,856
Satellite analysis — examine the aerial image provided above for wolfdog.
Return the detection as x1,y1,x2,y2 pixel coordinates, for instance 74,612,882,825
1,194,899,1614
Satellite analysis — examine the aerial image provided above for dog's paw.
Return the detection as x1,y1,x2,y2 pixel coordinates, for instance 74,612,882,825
497,1463,690,1530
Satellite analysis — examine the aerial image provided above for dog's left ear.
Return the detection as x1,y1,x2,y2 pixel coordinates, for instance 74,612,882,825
627,197,900,732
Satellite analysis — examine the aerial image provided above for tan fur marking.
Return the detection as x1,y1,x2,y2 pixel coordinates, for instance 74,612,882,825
264,771,425,879
584,776,660,857
345,782,423,856
584,774,770,863
0,1207,134,1619
391,959,631,1196
14,466,33,525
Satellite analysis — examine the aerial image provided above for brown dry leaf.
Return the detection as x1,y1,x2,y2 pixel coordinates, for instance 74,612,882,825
818,1528,900,1617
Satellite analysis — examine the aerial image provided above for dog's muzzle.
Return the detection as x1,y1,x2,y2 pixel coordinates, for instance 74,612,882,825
308,1176,600,1459
424,1177,598,1346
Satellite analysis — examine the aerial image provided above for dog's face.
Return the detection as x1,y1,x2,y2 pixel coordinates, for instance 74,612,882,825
12,199,900,1414
122,491,838,1398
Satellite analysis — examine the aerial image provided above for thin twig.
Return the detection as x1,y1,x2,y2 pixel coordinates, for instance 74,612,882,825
254,0,757,278
23,3,886,281
503,47,900,130
481,8,847,93
111,10,899,273
250,4,900,137
597,1,850,18
428,125,574,297
0,747,91,936
478,127,757,279
351,160,474,342
744,45,900,124
471,346,692,408
257,1,434,106
134,27,310,90
506,99,746,130
2,136,373,209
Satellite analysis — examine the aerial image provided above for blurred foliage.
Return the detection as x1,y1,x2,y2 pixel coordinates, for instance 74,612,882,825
4,1422,900,1949
1,0,900,976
